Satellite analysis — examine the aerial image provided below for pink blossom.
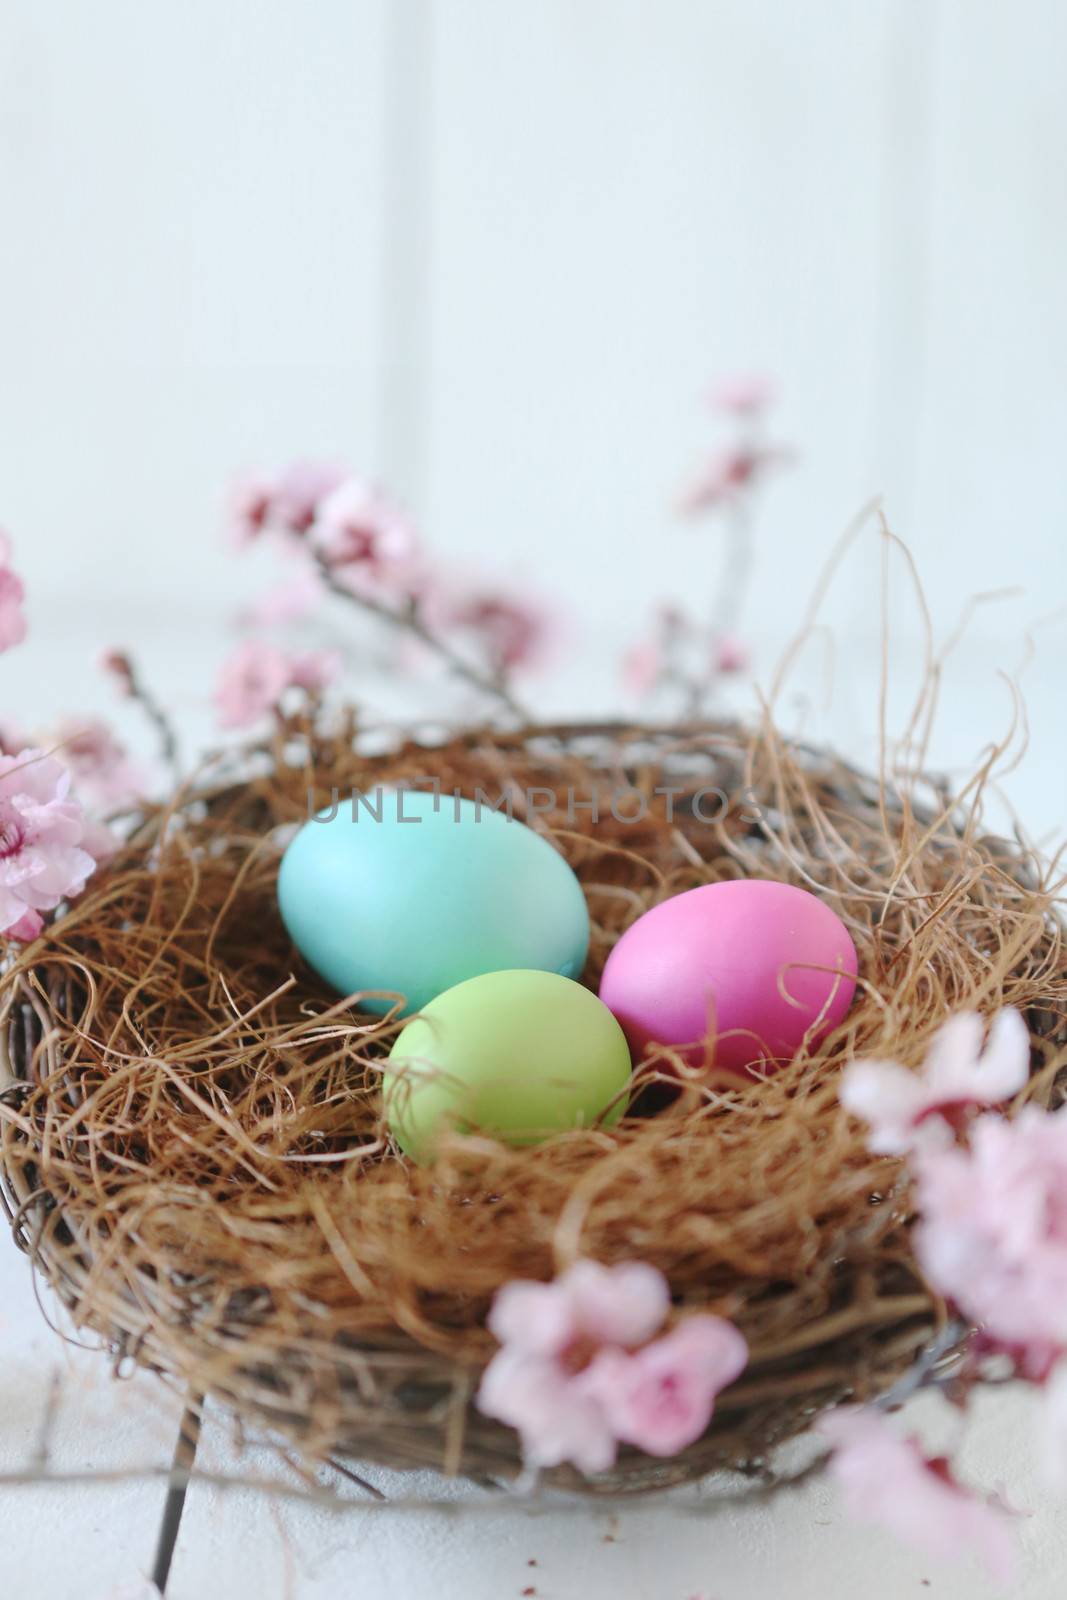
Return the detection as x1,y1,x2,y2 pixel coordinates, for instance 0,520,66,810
441,589,552,675
913,1103,1067,1358
227,471,277,547
226,461,348,546
488,1259,671,1356
819,1408,1015,1583
50,719,148,808
215,640,293,729
244,564,325,627
714,633,748,675
708,374,776,415
271,460,348,535
0,749,108,941
0,531,27,653
477,1259,747,1473
477,1344,619,1474
214,640,340,730
841,1009,1030,1155
622,636,663,698
0,720,29,757
97,648,136,696
679,443,791,516
580,1316,748,1456
288,649,342,694
313,477,420,587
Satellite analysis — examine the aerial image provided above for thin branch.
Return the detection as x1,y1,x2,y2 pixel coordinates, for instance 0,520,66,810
151,1390,203,1595
311,551,529,721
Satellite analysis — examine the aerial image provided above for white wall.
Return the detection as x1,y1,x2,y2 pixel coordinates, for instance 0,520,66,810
1,1,1065,807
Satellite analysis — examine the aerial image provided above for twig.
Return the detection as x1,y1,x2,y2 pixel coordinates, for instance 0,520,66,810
311,551,529,721
30,1368,62,1472
105,652,182,781
150,1390,203,1595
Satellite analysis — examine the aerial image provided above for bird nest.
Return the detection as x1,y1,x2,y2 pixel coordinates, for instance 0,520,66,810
1,709,1065,1496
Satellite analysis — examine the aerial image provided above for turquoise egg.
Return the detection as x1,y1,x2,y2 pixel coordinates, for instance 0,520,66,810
277,788,590,1014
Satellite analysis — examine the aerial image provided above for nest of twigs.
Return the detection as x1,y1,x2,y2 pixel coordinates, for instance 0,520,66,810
1,709,1065,1495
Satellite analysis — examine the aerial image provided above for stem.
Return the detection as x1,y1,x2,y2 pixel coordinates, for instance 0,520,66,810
126,661,182,781
311,553,529,721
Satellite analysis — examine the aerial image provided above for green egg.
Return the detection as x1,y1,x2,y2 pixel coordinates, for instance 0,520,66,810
384,969,632,1161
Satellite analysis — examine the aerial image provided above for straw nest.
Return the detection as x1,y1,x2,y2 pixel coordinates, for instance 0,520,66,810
1,709,1065,1495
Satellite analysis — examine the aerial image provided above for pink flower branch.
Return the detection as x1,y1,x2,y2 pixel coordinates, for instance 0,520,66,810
308,548,530,722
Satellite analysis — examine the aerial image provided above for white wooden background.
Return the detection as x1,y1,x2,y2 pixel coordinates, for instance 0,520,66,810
2,3,1067,1596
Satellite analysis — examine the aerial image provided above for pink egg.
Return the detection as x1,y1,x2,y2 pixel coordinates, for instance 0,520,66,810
598,879,858,1076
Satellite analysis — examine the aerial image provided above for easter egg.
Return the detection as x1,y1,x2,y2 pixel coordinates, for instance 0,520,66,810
599,879,857,1075
384,969,631,1159
277,788,589,1014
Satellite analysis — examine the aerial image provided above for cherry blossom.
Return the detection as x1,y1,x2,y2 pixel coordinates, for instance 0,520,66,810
819,1408,1015,1583
49,718,148,809
679,443,791,516
0,719,29,756
243,564,324,627
0,531,27,652
477,1343,620,1474
271,460,348,535
97,648,137,696
226,461,348,546
0,749,110,941
214,640,340,730
288,649,343,694
477,1259,747,1473
622,635,663,698
227,471,277,547
913,1103,1067,1359
713,633,748,675
312,477,420,592
581,1315,748,1457
441,589,551,676
841,1009,1031,1155
488,1259,670,1356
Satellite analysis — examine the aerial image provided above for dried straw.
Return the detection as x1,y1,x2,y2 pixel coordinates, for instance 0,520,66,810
1,707,1064,1494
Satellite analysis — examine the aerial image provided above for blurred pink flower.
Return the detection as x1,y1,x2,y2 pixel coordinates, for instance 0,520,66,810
708,374,777,415
313,477,420,587
50,718,148,809
913,1103,1067,1360
488,1260,670,1356
819,1408,1015,1583
0,720,29,757
0,531,27,652
289,649,342,693
226,461,348,546
478,1344,619,1474
622,636,663,698
243,564,325,627
441,589,551,675
478,1259,746,1473
271,460,348,535
227,472,277,547
0,749,108,941
214,640,340,730
581,1316,748,1457
97,648,137,696
714,633,748,675
215,640,293,729
679,443,792,516
842,1009,1030,1156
